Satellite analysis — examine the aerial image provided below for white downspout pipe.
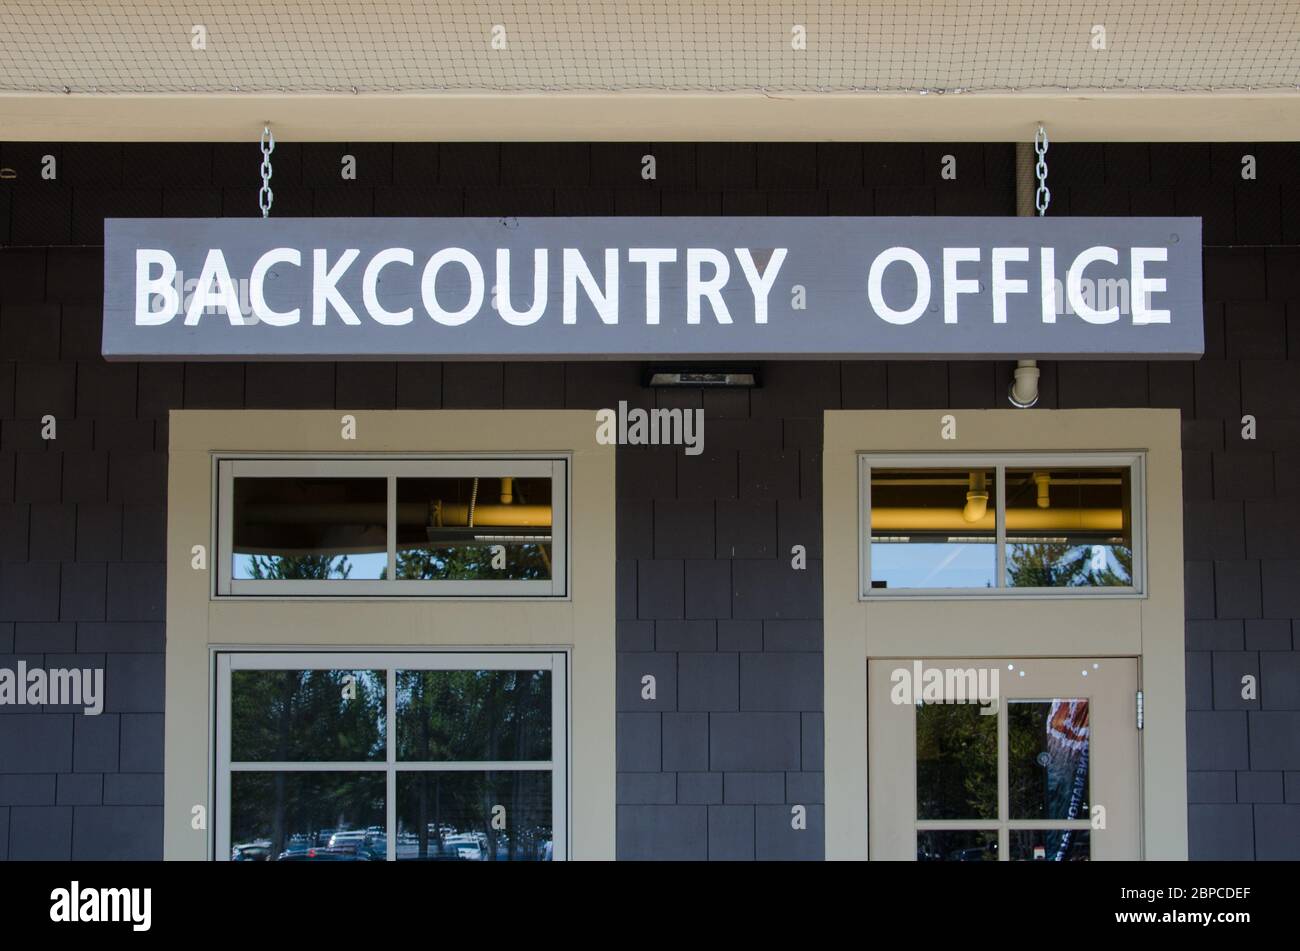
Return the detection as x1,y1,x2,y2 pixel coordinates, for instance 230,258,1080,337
1009,359,1040,408
1009,132,1043,408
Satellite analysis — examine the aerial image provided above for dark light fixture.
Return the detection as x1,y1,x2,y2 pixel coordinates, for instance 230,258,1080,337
645,367,760,388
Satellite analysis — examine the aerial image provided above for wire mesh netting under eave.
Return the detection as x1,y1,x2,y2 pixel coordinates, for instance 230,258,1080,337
1,1,1298,95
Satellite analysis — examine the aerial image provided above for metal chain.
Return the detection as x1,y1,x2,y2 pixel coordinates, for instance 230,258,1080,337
259,125,275,218
1034,123,1050,216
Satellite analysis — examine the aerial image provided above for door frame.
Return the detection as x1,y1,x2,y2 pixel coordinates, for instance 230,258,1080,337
823,409,1187,860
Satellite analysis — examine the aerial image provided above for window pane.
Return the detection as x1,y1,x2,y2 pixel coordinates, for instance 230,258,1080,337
232,669,386,762
396,771,552,860
916,830,998,862
396,669,551,761
916,701,997,820
394,476,552,581
1010,829,1091,861
1004,466,1132,587
869,468,997,589
230,771,386,861
231,477,387,580
1009,700,1090,820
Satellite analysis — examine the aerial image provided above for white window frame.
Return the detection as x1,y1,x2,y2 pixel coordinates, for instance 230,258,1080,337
214,649,569,862
215,454,569,598
859,451,1146,599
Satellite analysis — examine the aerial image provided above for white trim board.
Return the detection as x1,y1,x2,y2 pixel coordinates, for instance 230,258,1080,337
165,409,615,860
2,90,1298,141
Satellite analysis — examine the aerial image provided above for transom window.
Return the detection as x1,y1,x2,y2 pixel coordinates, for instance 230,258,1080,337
859,453,1144,597
216,456,568,597
215,651,568,861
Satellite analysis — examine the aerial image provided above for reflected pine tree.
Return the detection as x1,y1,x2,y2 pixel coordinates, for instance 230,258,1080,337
916,703,997,821
244,553,353,580
384,544,550,581
1005,543,1132,587
230,668,385,858
397,670,552,859
230,665,554,860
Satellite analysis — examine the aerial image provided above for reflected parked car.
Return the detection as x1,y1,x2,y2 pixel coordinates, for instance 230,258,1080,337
327,830,369,849
440,833,483,860
275,846,377,861
231,841,272,861
950,846,997,861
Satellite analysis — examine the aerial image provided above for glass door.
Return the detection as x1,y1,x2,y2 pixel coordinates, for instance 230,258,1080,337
868,657,1140,860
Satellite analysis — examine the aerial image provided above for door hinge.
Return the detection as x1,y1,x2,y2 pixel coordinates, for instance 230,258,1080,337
1136,689,1144,730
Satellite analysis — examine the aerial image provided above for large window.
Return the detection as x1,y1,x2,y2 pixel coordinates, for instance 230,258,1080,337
215,651,568,861
860,453,1143,597
216,457,568,597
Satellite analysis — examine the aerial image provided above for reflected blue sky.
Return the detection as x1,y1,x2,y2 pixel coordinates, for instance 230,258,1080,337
234,551,388,580
872,542,996,588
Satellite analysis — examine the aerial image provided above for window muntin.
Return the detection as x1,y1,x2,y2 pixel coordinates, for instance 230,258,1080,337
860,453,1143,597
216,652,567,862
217,457,568,597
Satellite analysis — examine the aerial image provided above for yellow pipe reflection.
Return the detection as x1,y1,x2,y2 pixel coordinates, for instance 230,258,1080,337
241,502,552,528
870,507,1123,532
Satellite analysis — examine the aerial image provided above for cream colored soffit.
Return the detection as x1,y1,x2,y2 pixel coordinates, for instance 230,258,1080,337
3,1,1297,141
4,2,1297,95
3,90,1300,141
